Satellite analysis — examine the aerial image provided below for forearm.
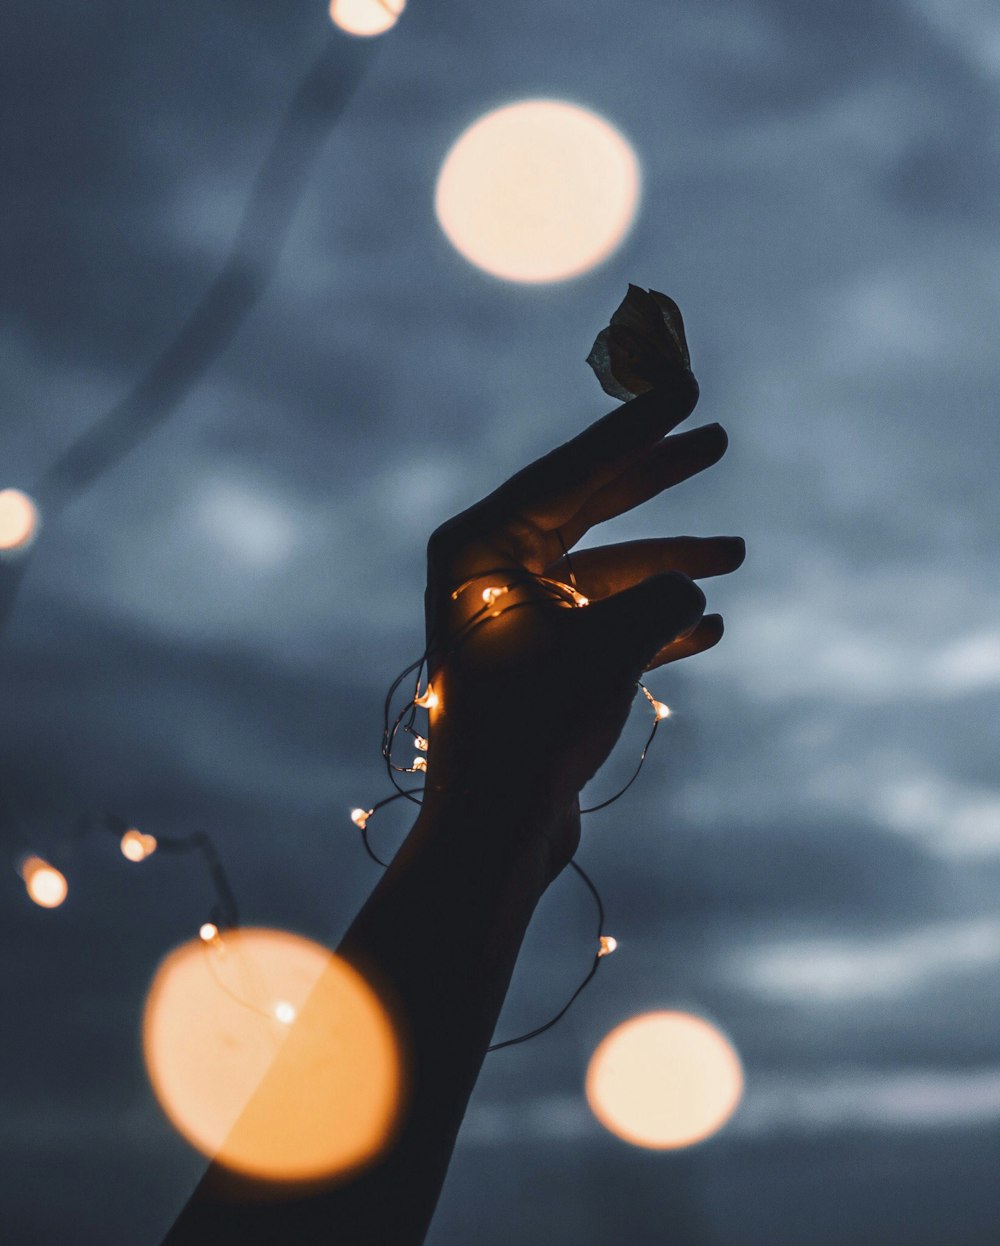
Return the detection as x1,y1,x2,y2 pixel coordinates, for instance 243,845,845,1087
162,791,557,1246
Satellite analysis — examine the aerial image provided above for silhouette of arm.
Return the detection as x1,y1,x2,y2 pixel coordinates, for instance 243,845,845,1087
161,378,744,1245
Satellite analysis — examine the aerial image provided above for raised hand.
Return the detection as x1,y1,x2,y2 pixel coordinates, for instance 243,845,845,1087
421,380,744,879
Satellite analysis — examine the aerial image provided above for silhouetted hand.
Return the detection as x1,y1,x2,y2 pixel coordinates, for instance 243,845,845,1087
422,381,745,880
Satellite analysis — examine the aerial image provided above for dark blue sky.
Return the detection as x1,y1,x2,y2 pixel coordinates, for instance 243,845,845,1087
3,1,1000,1242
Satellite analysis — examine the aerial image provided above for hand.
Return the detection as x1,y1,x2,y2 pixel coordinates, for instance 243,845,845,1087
421,381,744,879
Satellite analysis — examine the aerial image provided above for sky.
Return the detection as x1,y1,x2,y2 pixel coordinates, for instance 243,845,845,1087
2,0,1000,1241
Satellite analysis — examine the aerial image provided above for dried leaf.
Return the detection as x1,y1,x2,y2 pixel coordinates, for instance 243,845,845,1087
586,284,695,402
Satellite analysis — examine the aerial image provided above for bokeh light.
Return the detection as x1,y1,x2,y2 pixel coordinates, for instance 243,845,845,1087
120,828,157,862
0,488,39,554
143,927,403,1185
434,99,641,284
20,856,68,908
586,1011,743,1149
329,0,404,38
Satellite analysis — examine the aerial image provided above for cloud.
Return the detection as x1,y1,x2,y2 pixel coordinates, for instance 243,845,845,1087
732,915,1000,1002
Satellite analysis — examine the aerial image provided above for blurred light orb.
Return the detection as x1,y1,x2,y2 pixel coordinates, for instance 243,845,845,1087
143,927,403,1185
120,829,157,862
0,488,39,554
586,1011,743,1149
434,100,641,283
21,856,68,909
329,0,404,38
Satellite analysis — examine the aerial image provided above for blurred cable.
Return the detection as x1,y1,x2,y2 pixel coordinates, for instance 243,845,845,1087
0,34,370,634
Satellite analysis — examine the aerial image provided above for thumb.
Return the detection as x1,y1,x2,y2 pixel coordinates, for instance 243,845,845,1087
580,572,706,673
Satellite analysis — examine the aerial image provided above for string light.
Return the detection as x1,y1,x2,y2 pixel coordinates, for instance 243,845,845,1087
413,684,439,711
274,1000,297,1025
0,488,40,555
200,922,220,944
120,828,158,862
356,561,676,1052
20,856,68,909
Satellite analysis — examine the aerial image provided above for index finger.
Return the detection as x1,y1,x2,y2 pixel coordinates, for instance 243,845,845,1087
482,379,698,532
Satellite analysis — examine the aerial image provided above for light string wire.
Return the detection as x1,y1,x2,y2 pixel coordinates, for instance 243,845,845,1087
356,538,671,1052
0,31,372,634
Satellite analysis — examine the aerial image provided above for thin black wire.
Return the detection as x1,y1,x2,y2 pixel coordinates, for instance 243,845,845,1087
362,564,672,1052
78,812,240,929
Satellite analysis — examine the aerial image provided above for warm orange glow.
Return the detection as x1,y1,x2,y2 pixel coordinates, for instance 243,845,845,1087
653,701,671,721
329,0,404,37
413,735,428,753
586,1011,743,1149
435,100,641,284
482,586,508,606
199,922,220,943
120,828,157,862
21,856,68,908
412,756,427,773
350,808,371,830
414,684,439,711
598,935,618,957
143,927,403,1185
0,488,39,553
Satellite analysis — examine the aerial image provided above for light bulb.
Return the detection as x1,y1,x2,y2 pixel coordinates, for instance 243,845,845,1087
121,828,157,861
598,935,618,957
482,586,508,606
0,488,39,554
414,685,439,711
412,756,427,773
274,1000,296,1025
569,588,590,607
351,808,371,830
653,702,671,721
413,735,428,752
200,923,220,944
21,856,68,908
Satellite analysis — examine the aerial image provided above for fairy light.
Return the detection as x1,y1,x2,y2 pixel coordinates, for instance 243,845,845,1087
413,684,439,711
641,685,671,721
0,488,40,554
120,828,158,862
200,922,220,944
21,856,68,909
274,1000,297,1025
355,559,681,1052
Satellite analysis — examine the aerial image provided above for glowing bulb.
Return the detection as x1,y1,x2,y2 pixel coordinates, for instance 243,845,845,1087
0,488,39,554
199,923,220,944
586,1011,744,1149
329,0,404,38
481,586,508,606
351,808,371,830
21,856,67,908
143,928,403,1183
598,935,618,957
569,588,590,608
413,735,428,752
121,828,157,861
412,756,427,773
641,686,671,720
414,685,439,711
435,100,640,284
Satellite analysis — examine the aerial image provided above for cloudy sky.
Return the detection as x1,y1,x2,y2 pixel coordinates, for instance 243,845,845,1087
2,0,1000,1242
